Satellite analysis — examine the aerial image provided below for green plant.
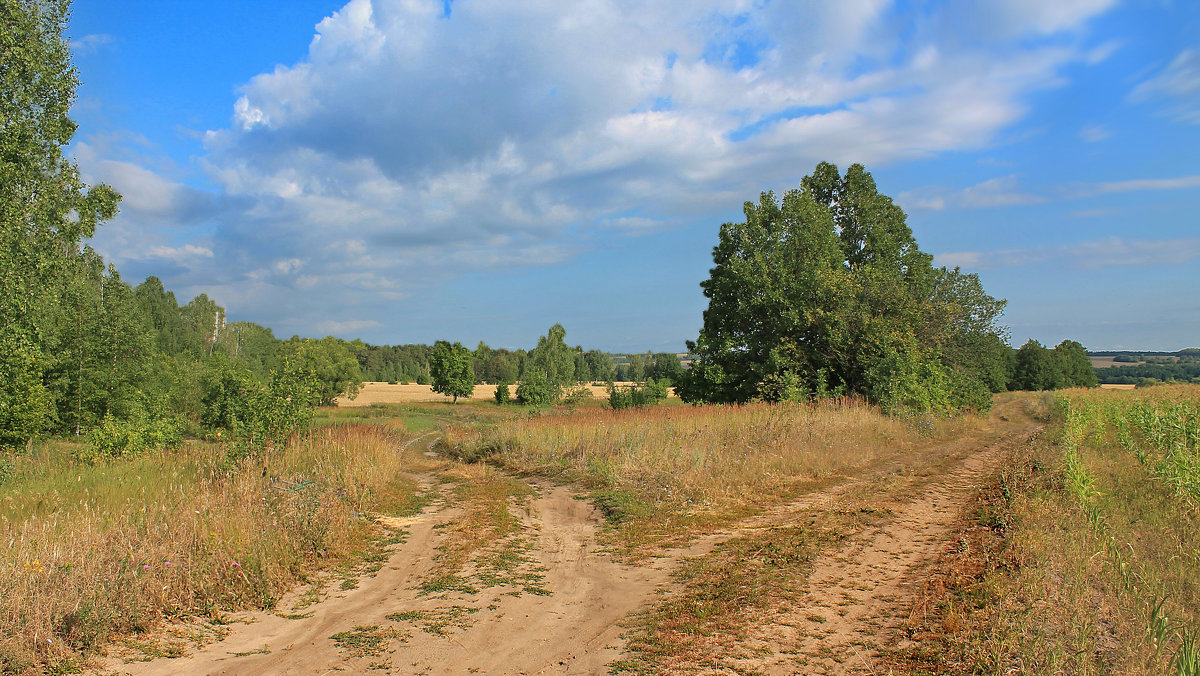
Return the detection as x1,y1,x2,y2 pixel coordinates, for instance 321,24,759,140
516,369,560,406
607,379,669,410
493,382,512,404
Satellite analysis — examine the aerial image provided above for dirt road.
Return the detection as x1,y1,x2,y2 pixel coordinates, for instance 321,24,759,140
99,402,1037,675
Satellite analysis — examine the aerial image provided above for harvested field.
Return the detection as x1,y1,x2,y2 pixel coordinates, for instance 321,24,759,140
1100,383,1137,390
339,381,668,406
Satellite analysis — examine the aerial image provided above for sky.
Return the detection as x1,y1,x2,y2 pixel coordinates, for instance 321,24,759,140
65,0,1199,352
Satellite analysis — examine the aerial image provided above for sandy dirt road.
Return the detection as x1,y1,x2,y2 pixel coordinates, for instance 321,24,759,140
99,402,1037,675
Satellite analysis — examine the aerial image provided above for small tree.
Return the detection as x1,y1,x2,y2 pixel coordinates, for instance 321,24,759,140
493,382,512,404
430,340,474,403
516,369,560,406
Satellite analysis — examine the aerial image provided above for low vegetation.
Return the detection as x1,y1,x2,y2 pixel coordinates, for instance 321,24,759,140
0,422,431,673
888,385,1200,674
440,398,980,553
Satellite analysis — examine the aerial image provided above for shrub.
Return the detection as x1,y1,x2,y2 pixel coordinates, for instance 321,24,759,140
494,382,512,404
516,370,561,406
80,413,183,463
608,379,669,410
562,384,594,406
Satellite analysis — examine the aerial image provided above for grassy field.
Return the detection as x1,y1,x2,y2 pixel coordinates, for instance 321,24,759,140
0,422,438,674
888,385,1200,674
8,385,1199,674
439,398,983,555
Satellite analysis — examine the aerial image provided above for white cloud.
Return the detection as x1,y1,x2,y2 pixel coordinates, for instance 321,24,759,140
69,33,114,55
84,0,1123,332
936,237,1200,270
903,172,1200,212
900,175,1045,211
1091,175,1200,194
1079,124,1111,142
316,319,381,334
1131,48,1200,123
144,244,215,262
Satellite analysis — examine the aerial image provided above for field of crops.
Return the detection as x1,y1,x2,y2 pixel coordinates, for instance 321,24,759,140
921,385,1200,674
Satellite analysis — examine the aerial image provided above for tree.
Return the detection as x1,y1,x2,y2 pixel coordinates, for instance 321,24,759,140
679,162,1008,413
429,340,474,403
516,369,559,406
1055,340,1098,388
277,337,362,405
527,324,576,387
1,0,119,448
1012,340,1064,391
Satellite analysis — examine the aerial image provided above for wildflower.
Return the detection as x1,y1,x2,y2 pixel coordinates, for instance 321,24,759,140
142,564,151,570
164,561,172,567
232,561,241,568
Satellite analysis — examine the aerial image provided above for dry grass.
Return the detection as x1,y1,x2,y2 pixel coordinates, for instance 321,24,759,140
887,385,1200,675
441,398,978,553
0,423,430,674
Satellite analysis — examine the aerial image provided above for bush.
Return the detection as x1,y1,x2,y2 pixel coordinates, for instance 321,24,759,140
607,379,669,410
866,346,951,415
79,413,183,463
947,366,994,413
200,358,317,449
516,370,561,406
494,382,512,404
562,384,594,406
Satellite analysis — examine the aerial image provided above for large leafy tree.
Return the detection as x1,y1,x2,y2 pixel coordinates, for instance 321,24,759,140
1055,339,1098,388
430,340,474,403
1,0,119,448
679,162,1009,413
1013,339,1064,391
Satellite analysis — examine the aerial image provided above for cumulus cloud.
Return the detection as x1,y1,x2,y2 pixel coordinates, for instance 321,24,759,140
84,0,1123,333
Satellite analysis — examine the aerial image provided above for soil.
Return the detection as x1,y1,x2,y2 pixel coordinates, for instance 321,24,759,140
96,401,1038,675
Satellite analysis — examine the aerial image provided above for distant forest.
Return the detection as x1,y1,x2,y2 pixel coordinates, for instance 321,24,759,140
1091,349,1200,385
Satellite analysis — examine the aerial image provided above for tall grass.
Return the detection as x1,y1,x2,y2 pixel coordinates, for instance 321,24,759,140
441,398,976,551
0,422,421,674
898,386,1200,674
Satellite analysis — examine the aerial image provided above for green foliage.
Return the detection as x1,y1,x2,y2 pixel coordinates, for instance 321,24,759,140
201,358,316,448
607,379,670,410
516,370,560,406
680,162,1008,414
493,382,512,404
0,330,52,451
527,324,576,387
562,383,594,406
429,340,474,403
865,341,952,415
277,337,362,406
1055,339,1098,388
1013,339,1065,391
80,412,183,463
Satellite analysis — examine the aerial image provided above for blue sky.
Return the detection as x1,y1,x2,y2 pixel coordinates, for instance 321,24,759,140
67,0,1199,352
